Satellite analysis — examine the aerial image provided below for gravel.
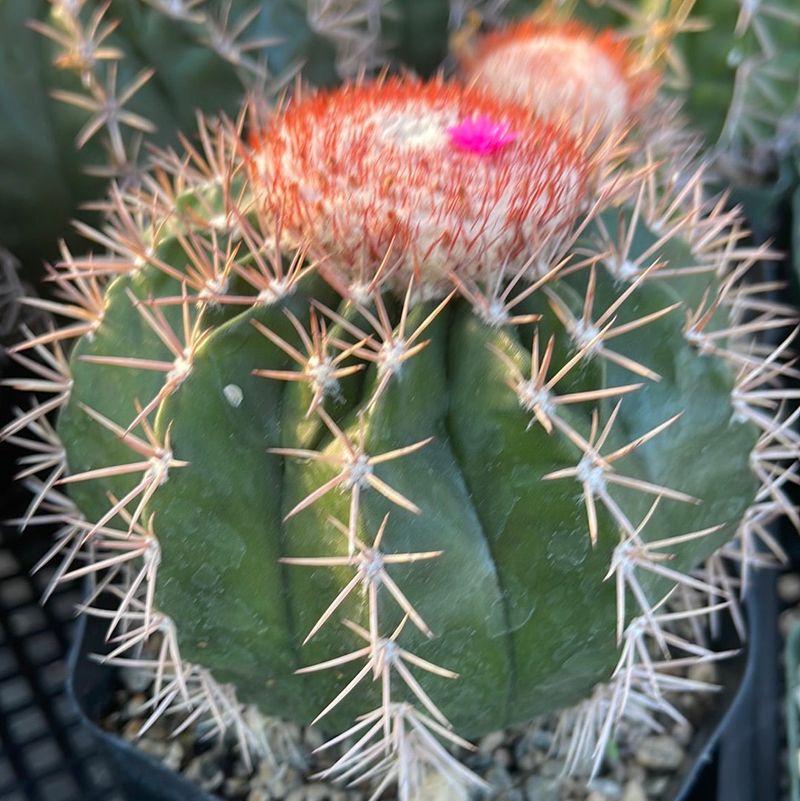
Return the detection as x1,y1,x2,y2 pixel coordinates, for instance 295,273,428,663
100,666,723,801
634,736,685,771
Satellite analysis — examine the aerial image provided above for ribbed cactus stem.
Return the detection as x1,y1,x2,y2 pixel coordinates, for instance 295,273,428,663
2,12,798,798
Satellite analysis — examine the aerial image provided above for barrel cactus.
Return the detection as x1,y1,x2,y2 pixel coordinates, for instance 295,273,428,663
638,0,800,175
4,7,798,801
456,17,658,140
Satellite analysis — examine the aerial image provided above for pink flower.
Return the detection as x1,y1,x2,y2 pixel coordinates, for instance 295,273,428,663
447,115,519,155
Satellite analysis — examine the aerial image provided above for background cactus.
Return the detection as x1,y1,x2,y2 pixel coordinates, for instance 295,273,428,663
3,3,799,800
498,0,800,175
664,0,800,175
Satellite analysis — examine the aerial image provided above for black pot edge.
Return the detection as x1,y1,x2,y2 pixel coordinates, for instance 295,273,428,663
66,612,220,801
786,618,800,801
673,566,779,801
65,570,779,801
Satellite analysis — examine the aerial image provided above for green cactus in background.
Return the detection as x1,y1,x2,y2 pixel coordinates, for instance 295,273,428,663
665,0,800,173
4,33,798,795
561,0,800,178
0,0,325,263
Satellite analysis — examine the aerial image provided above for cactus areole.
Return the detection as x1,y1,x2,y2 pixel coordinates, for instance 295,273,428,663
15,72,779,793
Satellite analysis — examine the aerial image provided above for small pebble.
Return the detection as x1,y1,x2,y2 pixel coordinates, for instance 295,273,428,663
162,740,184,771
780,607,800,638
124,692,147,716
676,693,699,717
779,572,800,603
517,750,541,771
223,776,248,797
264,766,301,797
539,759,564,779
621,780,647,801
121,719,143,741
525,776,560,801
486,764,514,790
687,661,718,685
645,775,670,797
672,720,693,747
588,778,620,799
526,729,555,751
410,773,469,801
635,736,685,771
136,737,168,759
184,755,225,792
286,784,326,801
252,759,276,785
479,730,506,754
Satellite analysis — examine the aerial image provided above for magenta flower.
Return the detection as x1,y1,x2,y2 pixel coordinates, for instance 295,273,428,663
447,114,519,155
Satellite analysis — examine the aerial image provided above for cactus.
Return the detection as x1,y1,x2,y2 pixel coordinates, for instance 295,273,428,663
0,0,305,260
6,72,798,795
553,0,800,177
0,0,470,351
3,7,799,801
6,0,799,266
448,0,800,180
456,17,657,140
661,0,800,174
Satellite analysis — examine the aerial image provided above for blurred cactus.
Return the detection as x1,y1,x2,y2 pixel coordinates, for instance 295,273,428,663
457,17,658,142
558,0,800,176
3,4,799,800
675,0,800,174
0,0,394,264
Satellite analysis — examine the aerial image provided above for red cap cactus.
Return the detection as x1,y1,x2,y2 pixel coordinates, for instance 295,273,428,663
3,20,798,801
459,20,658,139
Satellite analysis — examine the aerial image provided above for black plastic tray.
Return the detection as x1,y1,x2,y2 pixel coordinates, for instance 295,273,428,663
0,354,122,801
0,525,123,801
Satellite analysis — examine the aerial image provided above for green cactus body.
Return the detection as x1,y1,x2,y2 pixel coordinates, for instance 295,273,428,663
680,0,800,164
4,17,795,795
53,154,758,742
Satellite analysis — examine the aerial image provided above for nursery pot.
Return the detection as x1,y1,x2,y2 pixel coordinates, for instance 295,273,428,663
66,570,778,801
